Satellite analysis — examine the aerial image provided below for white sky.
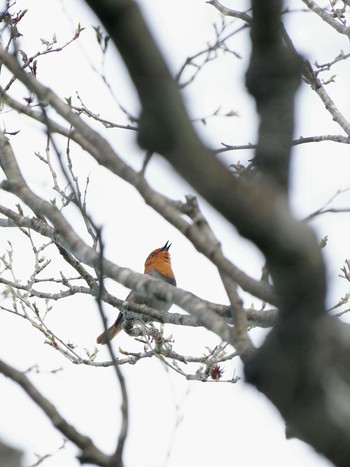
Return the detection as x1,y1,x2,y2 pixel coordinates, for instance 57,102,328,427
0,0,349,466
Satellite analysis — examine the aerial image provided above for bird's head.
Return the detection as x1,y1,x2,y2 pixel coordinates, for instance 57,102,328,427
144,241,175,283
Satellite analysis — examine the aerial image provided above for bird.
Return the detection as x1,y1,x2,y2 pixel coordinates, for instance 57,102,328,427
96,241,176,344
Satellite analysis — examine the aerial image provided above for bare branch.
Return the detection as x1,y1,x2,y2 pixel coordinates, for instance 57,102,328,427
0,358,111,466
220,272,254,361
216,133,350,153
304,187,350,221
301,0,350,36
314,50,350,75
207,0,252,23
302,60,350,136
281,26,350,137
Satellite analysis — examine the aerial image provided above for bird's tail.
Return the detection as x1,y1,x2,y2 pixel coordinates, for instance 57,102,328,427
96,322,122,345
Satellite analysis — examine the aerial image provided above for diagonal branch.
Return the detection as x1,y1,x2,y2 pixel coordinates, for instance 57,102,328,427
0,358,112,466
301,0,350,36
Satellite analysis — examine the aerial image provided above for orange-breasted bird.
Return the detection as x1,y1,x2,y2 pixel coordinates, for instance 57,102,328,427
96,241,176,344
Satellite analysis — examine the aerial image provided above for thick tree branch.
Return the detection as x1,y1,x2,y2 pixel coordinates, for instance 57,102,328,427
242,2,350,465
245,2,302,190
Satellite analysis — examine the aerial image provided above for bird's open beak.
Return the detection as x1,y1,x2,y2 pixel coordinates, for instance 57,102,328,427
161,241,171,251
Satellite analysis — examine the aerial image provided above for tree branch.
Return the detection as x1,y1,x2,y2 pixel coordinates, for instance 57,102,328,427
301,0,350,36
0,358,112,466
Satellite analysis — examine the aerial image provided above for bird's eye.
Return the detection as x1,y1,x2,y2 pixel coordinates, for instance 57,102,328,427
150,253,155,257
